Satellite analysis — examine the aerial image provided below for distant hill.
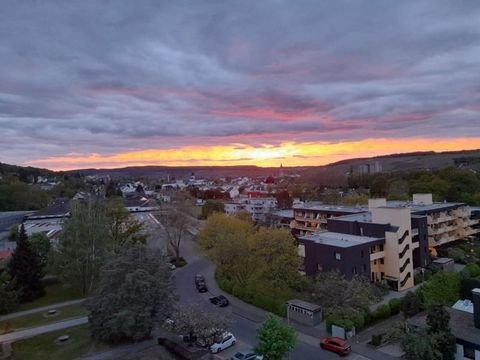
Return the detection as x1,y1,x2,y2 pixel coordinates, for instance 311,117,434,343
0,162,56,183
67,148,480,186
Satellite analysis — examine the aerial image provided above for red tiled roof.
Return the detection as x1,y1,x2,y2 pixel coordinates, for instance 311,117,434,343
0,250,12,260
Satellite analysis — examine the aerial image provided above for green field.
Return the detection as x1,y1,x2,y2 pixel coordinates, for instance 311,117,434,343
0,304,88,332
12,325,111,360
18,283,84,311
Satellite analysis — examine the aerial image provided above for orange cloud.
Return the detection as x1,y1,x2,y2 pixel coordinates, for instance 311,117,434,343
27,137,480,171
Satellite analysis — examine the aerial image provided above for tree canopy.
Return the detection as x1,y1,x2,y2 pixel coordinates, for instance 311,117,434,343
255,315,296,360
86,244,174,343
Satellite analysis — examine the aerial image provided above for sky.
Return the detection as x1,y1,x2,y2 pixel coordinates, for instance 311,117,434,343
1,1,480,171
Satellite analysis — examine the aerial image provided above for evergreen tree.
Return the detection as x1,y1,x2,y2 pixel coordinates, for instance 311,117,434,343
0,271,19,314
8,225,44,302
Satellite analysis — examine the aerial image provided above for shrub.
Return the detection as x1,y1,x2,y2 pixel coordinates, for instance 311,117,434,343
370,333,384,347
401,291,423,317
374,304,391,321
388,298,401,315
463,263,480,278
325,314,354,332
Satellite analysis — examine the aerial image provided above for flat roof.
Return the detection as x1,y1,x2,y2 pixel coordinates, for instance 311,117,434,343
299,231,383,248
386,200,465,213
287,299,321,312
333,212,372,222
272,210,294,218
293,203,367,213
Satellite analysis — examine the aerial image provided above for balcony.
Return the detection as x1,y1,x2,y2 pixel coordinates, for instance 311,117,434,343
370,251,385,261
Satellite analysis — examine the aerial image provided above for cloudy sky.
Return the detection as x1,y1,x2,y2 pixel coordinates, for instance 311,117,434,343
1,1,480,170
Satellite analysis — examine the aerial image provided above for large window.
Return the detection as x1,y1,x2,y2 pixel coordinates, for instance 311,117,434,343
335,252,341,260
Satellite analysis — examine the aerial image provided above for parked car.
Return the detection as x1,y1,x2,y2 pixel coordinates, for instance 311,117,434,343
195,274,208,293
210,332,236,353
231,350,263,360
209,295,229,307
320,337,352,356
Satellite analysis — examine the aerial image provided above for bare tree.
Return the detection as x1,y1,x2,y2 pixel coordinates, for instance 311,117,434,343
160,207,188,259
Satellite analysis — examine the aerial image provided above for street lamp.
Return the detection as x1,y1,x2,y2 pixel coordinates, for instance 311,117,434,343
286,303,291,360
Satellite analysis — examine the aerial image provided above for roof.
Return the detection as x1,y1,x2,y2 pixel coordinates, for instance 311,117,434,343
408,308,480,346
432,257,454,264
452,299,474,314
287,299,322,312
272,210,294,218
386,200,465,214
293,203,367,214
27,199,70,219
299,231,384,248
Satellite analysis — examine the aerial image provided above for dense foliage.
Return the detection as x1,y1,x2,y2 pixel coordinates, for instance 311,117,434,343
86,244,174,343
349,167,480,204
256,315,296,360
0,271,19,314
8,225,44,302
199,213,301,314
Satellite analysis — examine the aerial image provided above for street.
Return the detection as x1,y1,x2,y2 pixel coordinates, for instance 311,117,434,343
173,229,368,360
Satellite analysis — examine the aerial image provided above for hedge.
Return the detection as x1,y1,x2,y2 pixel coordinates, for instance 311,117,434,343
215,270,286,317
388,298,401,315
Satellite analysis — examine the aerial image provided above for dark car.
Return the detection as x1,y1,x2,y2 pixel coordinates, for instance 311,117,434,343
195,274,208,293
320,337,352,356
209,295,229,307
231,350,263,360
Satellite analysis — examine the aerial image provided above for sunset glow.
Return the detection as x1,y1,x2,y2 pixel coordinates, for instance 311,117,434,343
29,138,480,171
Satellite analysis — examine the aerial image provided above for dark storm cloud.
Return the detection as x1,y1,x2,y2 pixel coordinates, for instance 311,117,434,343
1,0,480,165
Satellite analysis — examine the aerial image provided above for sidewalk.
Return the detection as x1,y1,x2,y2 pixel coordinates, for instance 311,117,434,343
0,298,86,322
0,316,88,343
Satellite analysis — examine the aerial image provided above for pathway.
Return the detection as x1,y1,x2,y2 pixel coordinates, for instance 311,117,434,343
0,298,86,322
0,317,88,343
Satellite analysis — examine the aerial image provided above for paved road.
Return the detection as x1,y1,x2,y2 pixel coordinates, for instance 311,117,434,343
0,317,88,343
173,231,381,360
0,299,86,322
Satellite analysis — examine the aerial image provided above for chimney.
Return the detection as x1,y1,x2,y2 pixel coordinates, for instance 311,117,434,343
473,288,480,329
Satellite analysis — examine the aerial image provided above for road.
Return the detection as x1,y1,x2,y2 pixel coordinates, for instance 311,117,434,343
173,230,376,360
0,317,88,343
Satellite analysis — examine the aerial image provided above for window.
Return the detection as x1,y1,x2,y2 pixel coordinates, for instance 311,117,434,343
317,264,323,271
335,252,341,260
374,260,377,265
361,250,364,258
463,345,475,359
380,259,384,264
381,272,385,279
380,245,384,251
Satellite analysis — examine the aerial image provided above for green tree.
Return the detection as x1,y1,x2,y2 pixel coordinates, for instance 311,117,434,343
426,306,456,360
28,232,51,275
8,225,44,302
401,291,423,317
401,330,440,360
312,271,371,314
417,272,460,307
256,315,296,360
52,200,111,296
106,199,146,246
0,271,19,314
201,200,224,219
86,244,174,343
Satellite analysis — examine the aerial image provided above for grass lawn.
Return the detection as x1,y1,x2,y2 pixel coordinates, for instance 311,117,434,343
0,304,88,332
18,283,84,311
12,325,111,360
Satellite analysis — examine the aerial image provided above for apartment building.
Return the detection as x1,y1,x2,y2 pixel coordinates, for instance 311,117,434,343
224,197,277,222
297,193,480,291
292,203,366,236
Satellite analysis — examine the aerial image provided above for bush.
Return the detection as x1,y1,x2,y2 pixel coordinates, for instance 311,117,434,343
326,314,354,332
463,263,480,278
388,298,401,315
370,333,384,347
374,304,391,321
170,257,187,268
401,291,423,317
325,309,363,332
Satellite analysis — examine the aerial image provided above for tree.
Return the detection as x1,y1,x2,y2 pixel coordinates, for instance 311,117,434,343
276,190,292,210
400,330,441,360
8,225,44,302
0,271,19,314
167,304,230,347
417,272,460,307
106,199,146,246
401,291,423,317
51,200,111,296
28,232,51,275
312,271,371,314
86,244,174,343
256,315,296,360
201,200,224,219
160,209,188,259
426,306,456,360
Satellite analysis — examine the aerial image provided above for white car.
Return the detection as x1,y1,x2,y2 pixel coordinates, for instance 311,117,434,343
210,332,236,353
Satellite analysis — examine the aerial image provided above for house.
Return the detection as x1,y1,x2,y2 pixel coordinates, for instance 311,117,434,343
408,289,480,360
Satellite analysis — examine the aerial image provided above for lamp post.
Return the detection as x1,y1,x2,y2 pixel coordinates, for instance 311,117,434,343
286,303,291,360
